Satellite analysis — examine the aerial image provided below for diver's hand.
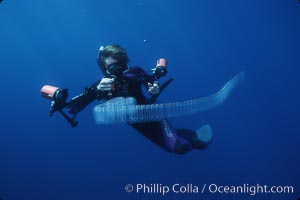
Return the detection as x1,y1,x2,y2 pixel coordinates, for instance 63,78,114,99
97,78,114,92
148,81,160,94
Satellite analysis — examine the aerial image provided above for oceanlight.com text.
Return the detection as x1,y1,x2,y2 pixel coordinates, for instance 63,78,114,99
124,183,294,196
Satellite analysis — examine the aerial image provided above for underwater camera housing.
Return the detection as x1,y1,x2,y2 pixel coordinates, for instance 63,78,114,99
40,57,170,127
41,85,78,127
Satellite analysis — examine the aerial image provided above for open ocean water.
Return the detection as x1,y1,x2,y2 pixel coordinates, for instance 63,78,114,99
0,0,299,200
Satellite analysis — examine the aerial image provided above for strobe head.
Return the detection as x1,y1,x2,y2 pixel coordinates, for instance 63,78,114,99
41,85,69,115
41,85,68,103
155,58,167,78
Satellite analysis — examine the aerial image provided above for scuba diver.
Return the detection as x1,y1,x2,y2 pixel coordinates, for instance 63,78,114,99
41,45,213,154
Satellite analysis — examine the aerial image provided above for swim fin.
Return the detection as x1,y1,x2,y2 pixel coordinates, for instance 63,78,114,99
194,124,213,146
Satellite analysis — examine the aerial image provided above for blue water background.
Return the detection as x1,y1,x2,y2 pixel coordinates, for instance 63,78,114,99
0,0,299,200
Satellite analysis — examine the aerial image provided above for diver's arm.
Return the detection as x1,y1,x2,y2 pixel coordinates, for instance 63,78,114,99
128,65,169,96
129,66,160,92
140,68,161,95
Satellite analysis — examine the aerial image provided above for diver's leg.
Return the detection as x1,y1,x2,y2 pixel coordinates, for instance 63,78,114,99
130,122,172,152
130,120,193,154
159,120,193,154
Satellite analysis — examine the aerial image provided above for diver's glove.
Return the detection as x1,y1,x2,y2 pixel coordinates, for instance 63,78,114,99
147,81,160,94
97,78,114,92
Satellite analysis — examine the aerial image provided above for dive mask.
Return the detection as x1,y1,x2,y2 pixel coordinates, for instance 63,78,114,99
106,61,128,76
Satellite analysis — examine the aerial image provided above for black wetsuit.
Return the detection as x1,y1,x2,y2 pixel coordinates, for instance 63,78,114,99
68,67,208,154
